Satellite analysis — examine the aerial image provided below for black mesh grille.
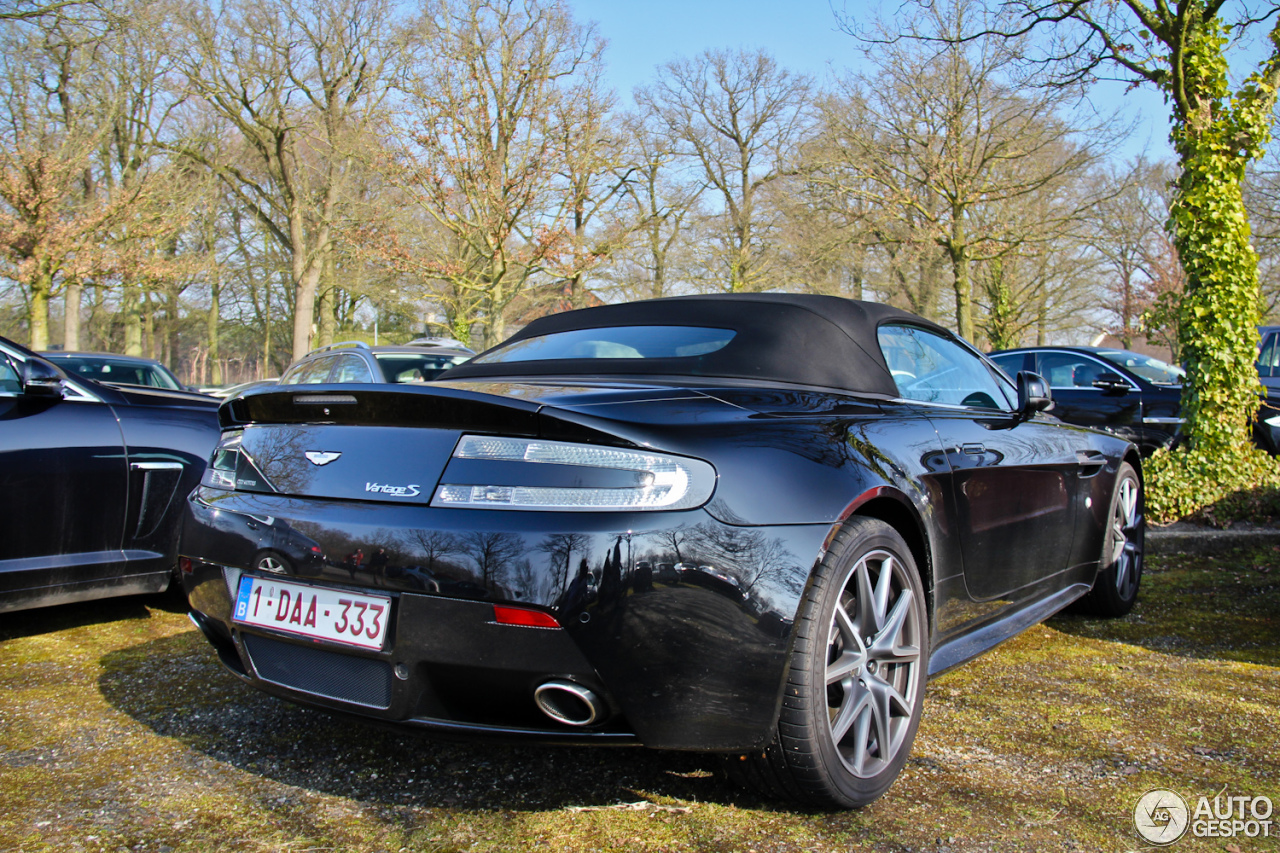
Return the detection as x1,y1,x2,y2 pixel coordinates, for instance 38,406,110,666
243,633,393,709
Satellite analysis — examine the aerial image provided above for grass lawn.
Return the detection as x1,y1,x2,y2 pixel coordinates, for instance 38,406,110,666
0,548,1276,852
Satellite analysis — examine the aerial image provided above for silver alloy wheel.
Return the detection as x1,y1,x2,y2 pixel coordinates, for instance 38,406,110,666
1109,475,1141,599
825,548,923,778
257,553,285,573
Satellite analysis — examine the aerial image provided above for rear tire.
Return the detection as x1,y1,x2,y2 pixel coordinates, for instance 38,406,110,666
1081,462,1143,617
255,550,290,574
725,517,928,808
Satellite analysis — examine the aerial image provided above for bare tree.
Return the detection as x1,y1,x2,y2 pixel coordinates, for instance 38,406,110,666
1086,159,1172,348
828,0,1111,342
380,0,601,346
82,0,202,358
177,0,399,362
0,1,91,21
1247,139,1280,319
544,65,630,309
0,3,153,349
636,48,812,293
599,110,705,301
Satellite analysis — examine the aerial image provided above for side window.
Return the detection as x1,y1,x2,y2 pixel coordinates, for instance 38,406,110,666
1037,352,1111,389
0,354,20,396
1259,333,1277,377
988,352,1026,380
331,354,374,383
877,325,1012,410
285,357,335,385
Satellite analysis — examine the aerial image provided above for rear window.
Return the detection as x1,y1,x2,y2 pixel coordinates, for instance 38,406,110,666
474,326,736,364
375,353,470,382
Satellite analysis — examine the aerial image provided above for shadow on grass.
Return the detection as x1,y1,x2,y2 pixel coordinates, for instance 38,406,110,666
85,547,1279,820
0,586,190,642
1049,548,1280,668
95,629,768,814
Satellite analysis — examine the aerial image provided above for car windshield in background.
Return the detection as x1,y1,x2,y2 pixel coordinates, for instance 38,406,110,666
50,356,182,390
473,326,736,363
374,353,470,383
1096,351,1185,385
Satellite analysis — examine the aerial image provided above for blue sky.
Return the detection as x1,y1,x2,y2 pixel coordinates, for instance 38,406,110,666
568,0,1176,164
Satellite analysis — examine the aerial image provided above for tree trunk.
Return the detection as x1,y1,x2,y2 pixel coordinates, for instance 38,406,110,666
208,277,222,385
946,208,973,340
123,282,142,356
288,194,321,361
28,263,53,351
143,289,155,360
63,281,81,350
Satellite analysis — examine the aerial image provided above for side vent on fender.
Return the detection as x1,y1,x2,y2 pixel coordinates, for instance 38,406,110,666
128,461,185,539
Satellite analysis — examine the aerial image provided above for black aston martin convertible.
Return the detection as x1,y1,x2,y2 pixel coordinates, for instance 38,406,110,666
179,294,1143,808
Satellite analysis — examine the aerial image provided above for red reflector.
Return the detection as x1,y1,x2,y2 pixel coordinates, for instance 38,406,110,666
492,605,561,629
178,557,194,574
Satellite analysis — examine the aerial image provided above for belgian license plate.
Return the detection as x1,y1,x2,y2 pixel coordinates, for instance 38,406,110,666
233,576,391,651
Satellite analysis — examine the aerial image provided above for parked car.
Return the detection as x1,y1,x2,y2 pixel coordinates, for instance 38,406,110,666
41,350,194,392
0,337,221,613
406,336,477,354
179,294,1142,808
278,341,472,385
201,378,279,399
988,346,1184,455
1254,326,1280,453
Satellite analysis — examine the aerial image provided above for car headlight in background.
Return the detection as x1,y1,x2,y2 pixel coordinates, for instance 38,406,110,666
432,435,716,511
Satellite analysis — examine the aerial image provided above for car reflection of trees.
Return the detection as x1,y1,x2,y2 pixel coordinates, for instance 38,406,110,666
537,533,592,598
462,531,524,589
237,426,316,495
380,528,526,600
639,523,800,624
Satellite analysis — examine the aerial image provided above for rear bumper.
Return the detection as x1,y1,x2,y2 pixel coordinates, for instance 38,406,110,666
179,487,827,751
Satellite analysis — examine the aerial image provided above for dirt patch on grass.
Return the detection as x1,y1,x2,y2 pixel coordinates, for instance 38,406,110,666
1,554,1277,852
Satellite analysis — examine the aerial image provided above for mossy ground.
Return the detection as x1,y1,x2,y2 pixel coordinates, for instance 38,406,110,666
1,549,1276,853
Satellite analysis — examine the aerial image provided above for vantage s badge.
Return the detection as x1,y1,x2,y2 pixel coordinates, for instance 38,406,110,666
365,482,421,497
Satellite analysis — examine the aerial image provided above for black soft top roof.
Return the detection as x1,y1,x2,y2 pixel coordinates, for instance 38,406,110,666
444,293,953,395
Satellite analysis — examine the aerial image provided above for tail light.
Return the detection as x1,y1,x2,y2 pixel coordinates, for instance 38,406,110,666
431,435,715,511
200,430,244,490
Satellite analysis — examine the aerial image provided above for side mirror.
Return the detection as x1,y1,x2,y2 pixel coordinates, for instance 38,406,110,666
1017,371,1052,415
21,358,65,398
1092,371,1130,394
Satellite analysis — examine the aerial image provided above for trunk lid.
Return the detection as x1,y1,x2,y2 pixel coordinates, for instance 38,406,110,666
220,381,718,504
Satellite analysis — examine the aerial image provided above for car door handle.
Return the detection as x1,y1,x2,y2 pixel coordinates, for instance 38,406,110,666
1077,451,1106,477
961,443,985,455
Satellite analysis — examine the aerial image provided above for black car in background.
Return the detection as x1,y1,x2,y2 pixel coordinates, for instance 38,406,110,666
988,346,1184,455
180,294,1143,808
41,349,193,392
1254,326,1280,453
0,337,221,612
279,340,473,385
201,378,279,399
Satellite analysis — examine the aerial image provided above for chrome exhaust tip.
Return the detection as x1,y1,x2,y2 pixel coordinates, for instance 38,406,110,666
534,680,603,727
